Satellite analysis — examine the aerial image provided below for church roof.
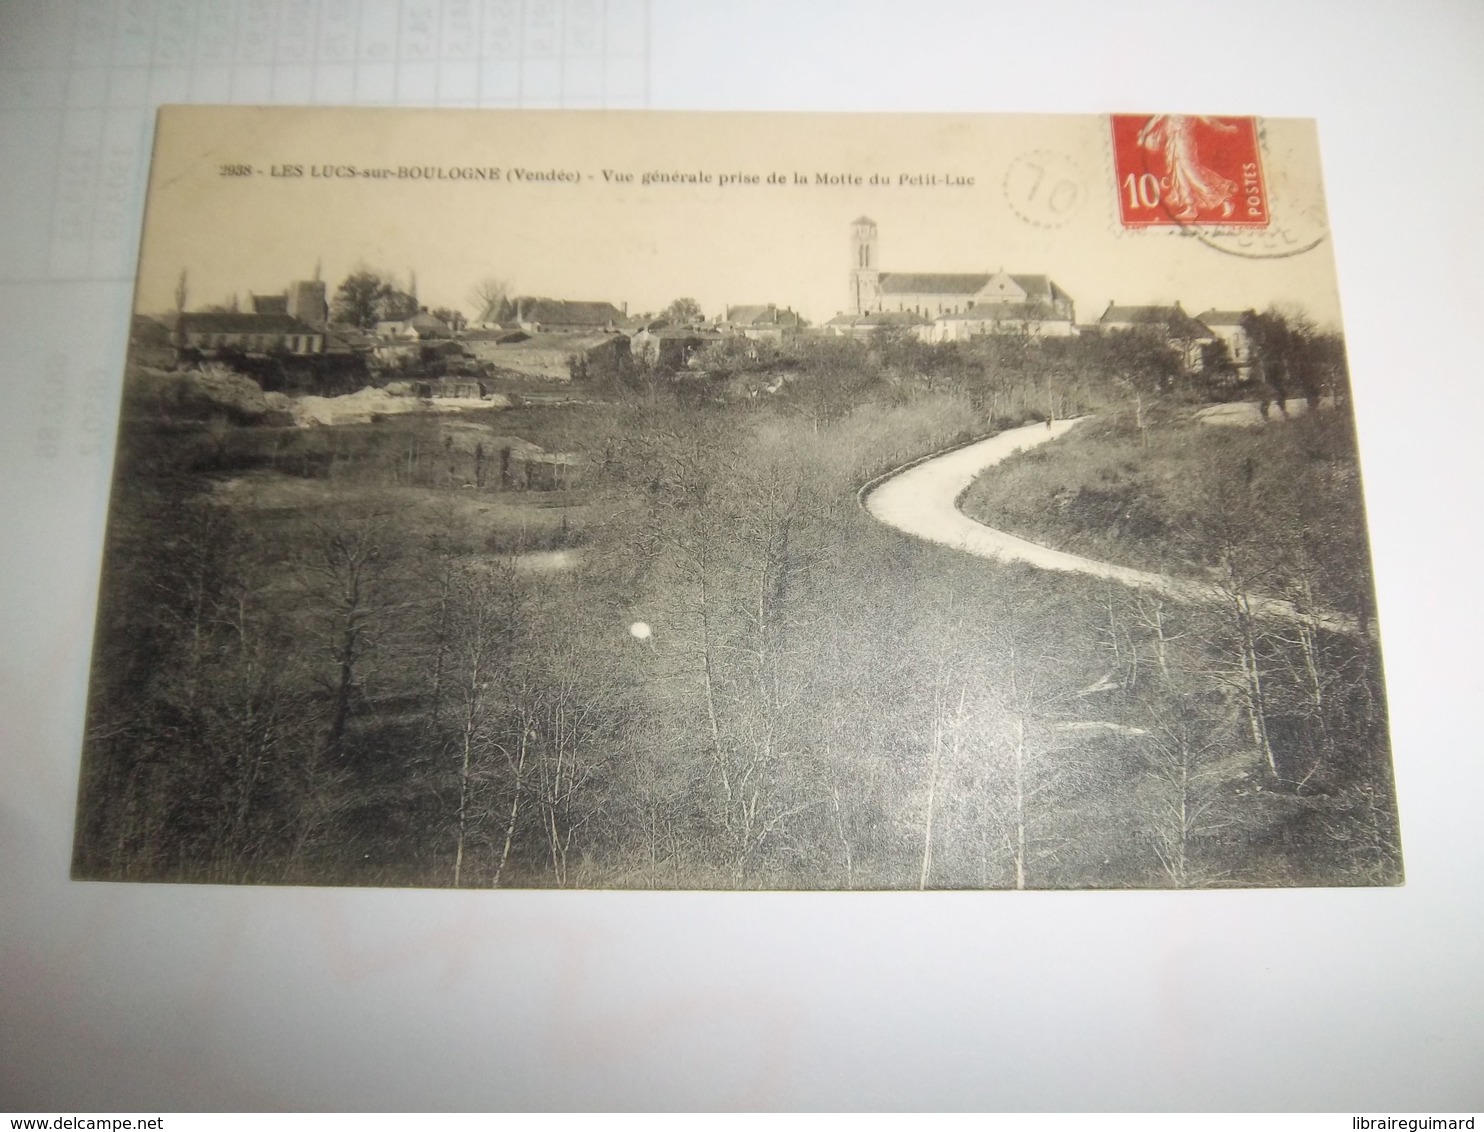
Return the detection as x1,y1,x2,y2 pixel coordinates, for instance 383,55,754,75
1005,274,1072,303
877,272,1071,303
879,272,991,295
250,293,288,314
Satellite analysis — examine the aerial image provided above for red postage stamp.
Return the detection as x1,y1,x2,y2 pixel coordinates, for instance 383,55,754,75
1111,114,1268,228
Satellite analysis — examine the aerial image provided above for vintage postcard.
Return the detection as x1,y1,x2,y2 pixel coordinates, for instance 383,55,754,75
73,107,1401,889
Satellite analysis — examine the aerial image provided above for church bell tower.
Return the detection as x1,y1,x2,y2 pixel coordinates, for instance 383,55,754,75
849,216,880,315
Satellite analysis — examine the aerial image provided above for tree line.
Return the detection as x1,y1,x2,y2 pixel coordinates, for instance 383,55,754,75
77,325,1397,888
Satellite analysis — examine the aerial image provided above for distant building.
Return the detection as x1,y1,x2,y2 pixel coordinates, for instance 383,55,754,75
823,309,930,338
631,324,723,369
1195,309,1256,377
715,304,804,341
250,279,328,324
170,275,331,361
375,308,452,340
846,216,1076,336
1097,302,1216,373
374,320,420,341
288,280,328,324
511,297,626,334
174,312,325,356
930,303,1078,341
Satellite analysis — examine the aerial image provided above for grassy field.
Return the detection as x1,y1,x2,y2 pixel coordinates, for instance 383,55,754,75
958,402,1374,617
74,356,1400,889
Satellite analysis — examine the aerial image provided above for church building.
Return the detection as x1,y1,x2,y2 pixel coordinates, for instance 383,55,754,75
843,216,1076,339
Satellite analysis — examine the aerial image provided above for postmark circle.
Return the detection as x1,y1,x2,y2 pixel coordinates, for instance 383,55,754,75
1004,150,1085,229
1191,201,1329,260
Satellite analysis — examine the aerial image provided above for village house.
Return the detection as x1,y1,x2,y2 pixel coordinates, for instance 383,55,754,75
631,322,723,369
714,304,805,341
173,311,326,357
374,308,452,341
845,216,1077,339
1195,309,1256,377
929,302,1078,342
1096,301,1217,373
510,297,627,334
374,320,420,342
822,309,931,338
172,276,331,360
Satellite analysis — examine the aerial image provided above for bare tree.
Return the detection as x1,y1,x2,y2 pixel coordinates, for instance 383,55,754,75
972,573,1104,889
446,564,517,886
1137,694,1226,887
526,636,609,886
468,276,512,325
297,514,391,758
917,653,971,890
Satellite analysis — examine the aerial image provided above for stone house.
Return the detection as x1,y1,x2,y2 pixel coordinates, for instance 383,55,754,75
174,312,325,357
510,297,626,334
1195,309,1256,378
1097,301,1216,373
715,304,805,341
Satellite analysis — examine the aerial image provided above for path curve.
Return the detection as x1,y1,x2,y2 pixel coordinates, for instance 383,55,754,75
862,418,1360,635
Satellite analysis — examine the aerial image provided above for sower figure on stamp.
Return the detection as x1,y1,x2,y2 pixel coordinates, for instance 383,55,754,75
1137,115,1238,221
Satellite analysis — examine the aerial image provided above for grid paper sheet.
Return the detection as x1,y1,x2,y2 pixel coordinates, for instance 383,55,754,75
1,0,649,287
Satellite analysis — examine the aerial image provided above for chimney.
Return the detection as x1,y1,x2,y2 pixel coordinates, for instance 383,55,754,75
621,301,628,316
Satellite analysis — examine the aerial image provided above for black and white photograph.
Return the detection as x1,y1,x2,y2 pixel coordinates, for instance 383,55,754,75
72,105,1402,890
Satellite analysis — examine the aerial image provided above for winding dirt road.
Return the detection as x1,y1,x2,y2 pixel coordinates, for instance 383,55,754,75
862,418,1359,635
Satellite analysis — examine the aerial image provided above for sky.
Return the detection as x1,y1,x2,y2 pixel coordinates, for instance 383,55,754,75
134,107,1346,330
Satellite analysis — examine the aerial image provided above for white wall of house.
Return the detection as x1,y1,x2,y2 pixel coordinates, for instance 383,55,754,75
1207,323,1252,365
